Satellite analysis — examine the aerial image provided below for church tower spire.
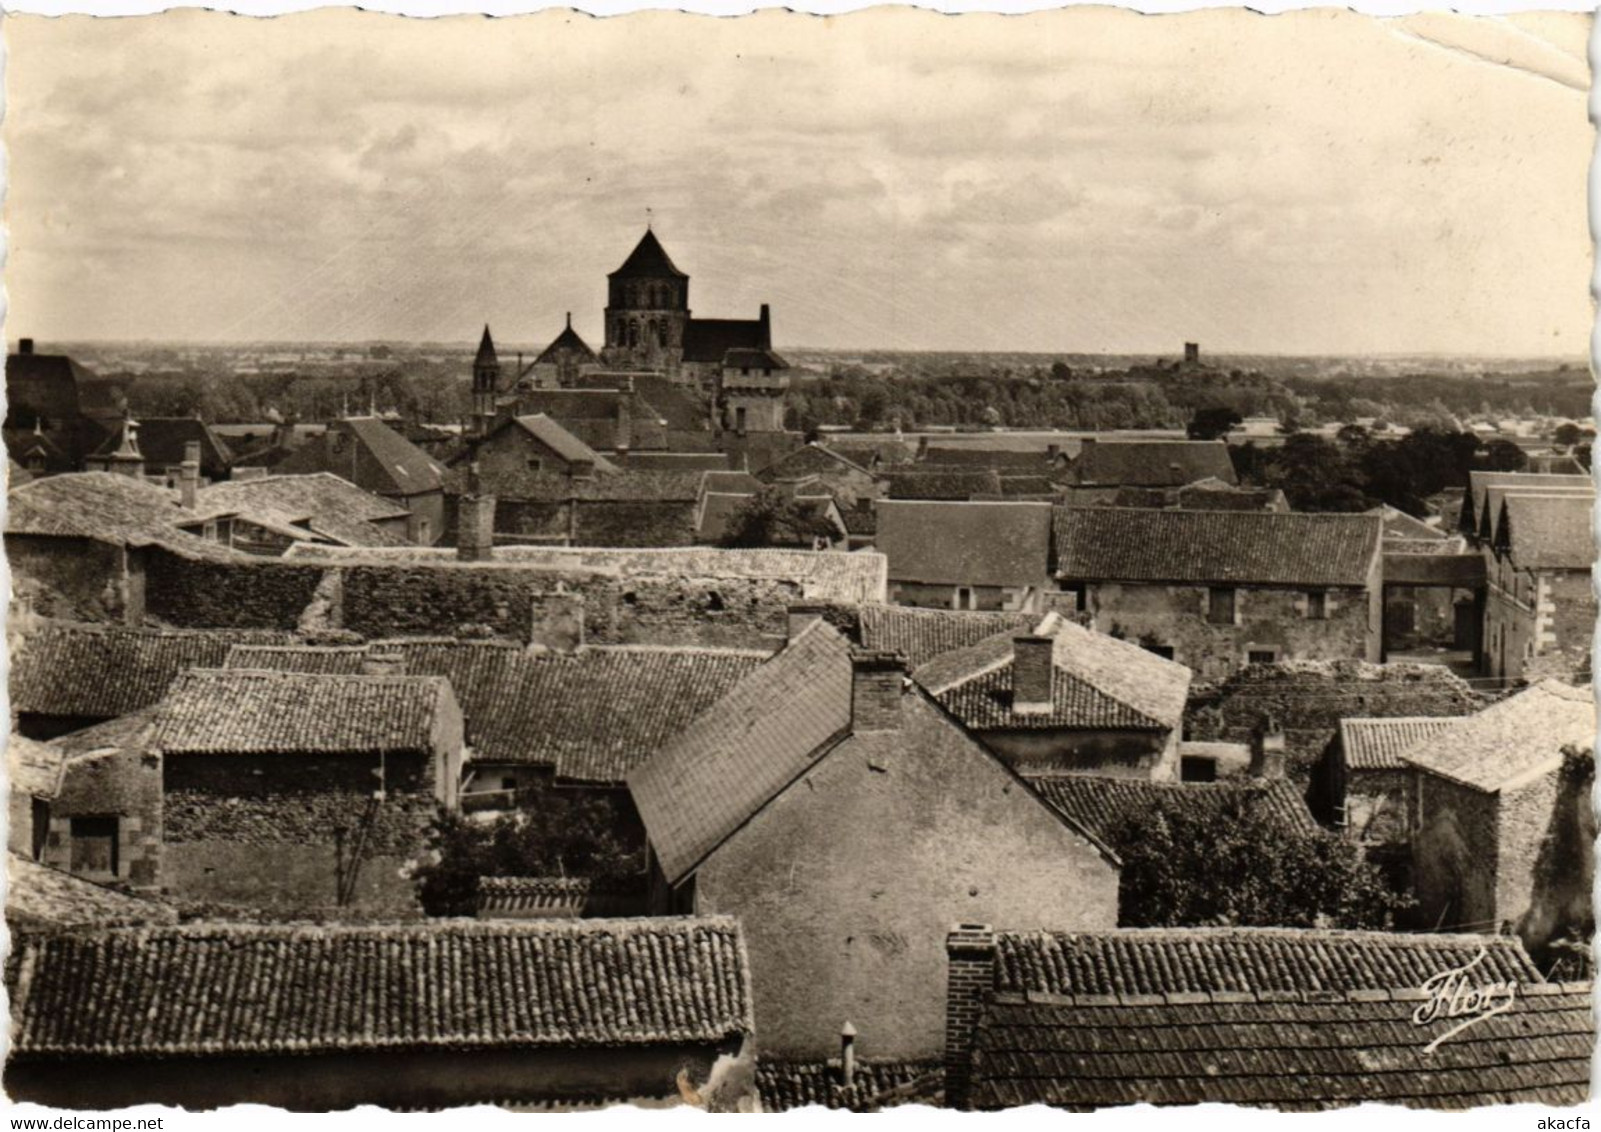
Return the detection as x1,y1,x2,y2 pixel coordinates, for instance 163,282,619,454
471,324,502,435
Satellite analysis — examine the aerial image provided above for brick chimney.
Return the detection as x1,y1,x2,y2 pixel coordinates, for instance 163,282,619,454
529,592,585,654
1250,715,1287,780
850,649,905,732
945,923,996,1111
457,462,496,562
1011,635,1054,715
179,440,201,510
18,338,34,355
759,303,772,349
839,1021,857,1089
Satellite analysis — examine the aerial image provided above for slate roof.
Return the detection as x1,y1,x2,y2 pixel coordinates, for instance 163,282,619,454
876,501,1053,587
8,735,69,798
10,623,295,720
90,417,235,478
682,319,769,365
273,417,446,498
1029,778,1318,849
858,605,1039,669
610,229,687,279
628,622,855,884
1068,440,1237,488
915,612,1190,733
1339,716,1458,771
1495,493,1595,569
512,390,670,452
882,468,1003,500
154,669,458,755
969,982,1591,1110
508,414,617,469
1399,680,1596,793
9,917,753,1058
223,640,764,782
6,472,234,559
1466,471,1592,537
1054,507,1383,587
6,856,178,932
191,473,413,548
533,320,598,365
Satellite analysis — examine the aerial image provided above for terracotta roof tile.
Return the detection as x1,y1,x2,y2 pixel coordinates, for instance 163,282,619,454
1054,507,1382,587
858,605,1038,669
876,501,1053,587
1339,716,1458,770
1496,493,1595,569
6,472,235,559
10,917,752,1057
192,472,412,548
1398,680,1595,792
1029,777,1317,848
882,468,1002,500
6,856,177,931
757,1060,940,1111
1068,440,1237,488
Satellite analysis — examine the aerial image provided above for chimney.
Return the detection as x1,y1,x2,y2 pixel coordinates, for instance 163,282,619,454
850,649,905,732
360,647,407,677
945,923,996,1112
457,462,496,562
787,603,829,642
1250,715,1287,780
179,441,201,509
18,338,34,355
529,591,585,654
839,1022,857,1089
1011,636,1054,715
1046,443,1060,462
759,303,772,349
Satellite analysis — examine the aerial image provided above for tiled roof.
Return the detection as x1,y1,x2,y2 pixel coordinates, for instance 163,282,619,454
992,926,1539,997
756,1060,941,1111
923,447,1055,470
8,735,68,797
858,605,1039,669
997,475,1057,497
476,876,591,916
756,443,875,483
1054,507,1382,587
6,472,233,558
1478,482,1593,542
1172,483,1287,512
533,322,598,365
153,668,457,755
682,318,768,364
511,390,670,452
609,229,687,279
10,917,753,1057
192,473,412,548
1466,470,1591,535
91,417,235,478
882,468,1003,500
722,347,789,371
10,622,295,720
508,413,617,469
224,640,764,781
826,440,919,469
1069,440,1237,487
876,501,1053,587
1339,716,1458,771
621,452,732,472
1368,504,1448,541
1029,777,1317,849
969,982,1592,1110
1496,493,1595,569
628,622,854,884
6,856,177,931
915,612,1190,733
1399,680,1595,792
283,545,890,605
273,417,446,498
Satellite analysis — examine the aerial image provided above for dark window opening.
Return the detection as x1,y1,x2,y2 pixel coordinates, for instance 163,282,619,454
705,590,726,612
1181,757,1218,783
527,457,542,472
500,776,517,792
1208,586,1237,625
31,798,49,860
70,815,118,877
1307,591,1328,619
1248,649,1278,666
1144,643,1175,660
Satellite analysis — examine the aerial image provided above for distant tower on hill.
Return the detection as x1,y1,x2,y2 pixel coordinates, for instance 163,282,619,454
1184,342,1201,367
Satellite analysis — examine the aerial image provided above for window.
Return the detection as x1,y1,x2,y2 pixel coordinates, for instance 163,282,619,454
1207,586,1237,625
1248,649,1279,666
658,322,668,347
31,798,49,860
734,406,748,433
500,776,517,792
527,457,543,472
1181,756,1218,783
1143,643,1175,660
70,816,118,877
1306,591,1328,620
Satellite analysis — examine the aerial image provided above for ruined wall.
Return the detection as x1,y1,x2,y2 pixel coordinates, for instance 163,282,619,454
1088,582,1378,685
575,500,699,548
1502,761,1593,962
7,535,129,623
145,548,325,629
1409,773,1499,933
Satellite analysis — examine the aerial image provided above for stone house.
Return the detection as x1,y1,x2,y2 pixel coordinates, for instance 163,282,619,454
876,500,1055,612
6,917,757,1111
86,416,235,481
7,736,66,861
756,442,883,508
453,412,620,483
1402,680,1595,962
944,924,1586,1111
1053,508,1385,683
1059,438,1237,504
186,472,416,552
911,612,1192,780
3,338,128,470
269,416,447,545
627,621,1120,1060
1480,490,1595,683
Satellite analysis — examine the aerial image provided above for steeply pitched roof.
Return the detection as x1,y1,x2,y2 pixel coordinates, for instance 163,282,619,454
1466,470,1591,535
1054,507,1382,587
969,982,1591,1110
915,612,1190,733
682,318,769,364
510,413,616,469
992,926,1540,997
1399,680,1595,792
533,317,598,365
91,417,234,477
154,668,457,755
757,443,875,483
511,390,670,452
858,605,1039,669
10,917,753,1058
722,347,789,371
1339,716,1458,771
876,501,1053,587
10,623,295,720
192,473,413,548
609,229,687,279
273,417,446,498
1496,493,1595,569
1479,483,1593,543
474,324,498,366
224,640,764,782
7,856,177,931
628,622,855,884
882,468,1003,500
1069,440,1237,487
6,472,234,559
1029,777,1317,849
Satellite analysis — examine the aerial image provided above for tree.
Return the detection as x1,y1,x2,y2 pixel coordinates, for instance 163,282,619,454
411,790,642,918
1111,795,1408,929
1554,422,1584,448
719,486,838,549
1478,440,1530,473
1049,361,1074,382
1187,406,1243,441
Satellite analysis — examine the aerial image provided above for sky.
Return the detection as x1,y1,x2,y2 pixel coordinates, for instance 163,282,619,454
4,8,1592,355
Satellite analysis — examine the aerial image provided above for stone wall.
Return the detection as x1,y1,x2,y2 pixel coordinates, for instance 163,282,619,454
1501,757,1594,963
1409,773,1498,933
146,548,325,629
43,748,164,890
7,535,131,623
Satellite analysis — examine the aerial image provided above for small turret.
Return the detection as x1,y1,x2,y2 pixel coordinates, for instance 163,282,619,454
471,325,502,435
